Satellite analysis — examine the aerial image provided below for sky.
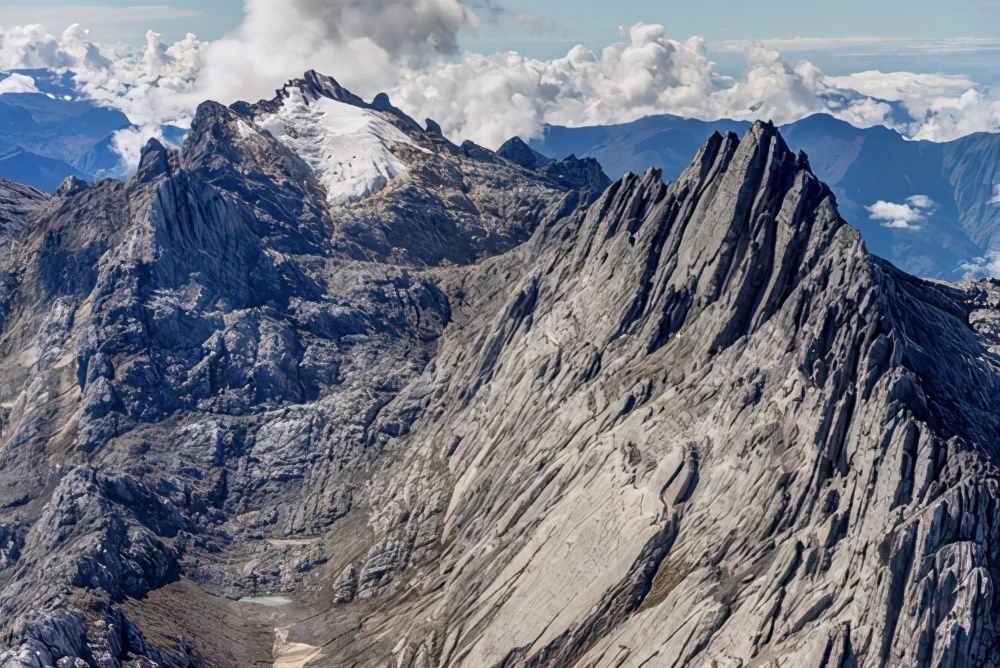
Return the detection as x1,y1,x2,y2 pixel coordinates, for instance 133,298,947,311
4,0,1000,79
6,0,1000,42
1,0,999,161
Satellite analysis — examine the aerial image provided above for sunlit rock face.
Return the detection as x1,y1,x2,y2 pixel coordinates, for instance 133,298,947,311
530,112,1000,282
1,73,999,668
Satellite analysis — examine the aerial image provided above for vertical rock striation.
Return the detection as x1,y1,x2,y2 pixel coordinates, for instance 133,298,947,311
344,122,1000,667
0,74,998,668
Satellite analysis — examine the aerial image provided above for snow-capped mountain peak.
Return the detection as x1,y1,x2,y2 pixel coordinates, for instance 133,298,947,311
242,72,433,207
253,84,428,206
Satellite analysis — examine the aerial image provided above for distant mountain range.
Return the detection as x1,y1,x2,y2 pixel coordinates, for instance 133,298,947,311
2,68,1000,280
0,69,132,190
0,69,187,192
530,114,1000,280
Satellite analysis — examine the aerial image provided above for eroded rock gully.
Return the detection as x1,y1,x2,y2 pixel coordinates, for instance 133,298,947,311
1,74,999,668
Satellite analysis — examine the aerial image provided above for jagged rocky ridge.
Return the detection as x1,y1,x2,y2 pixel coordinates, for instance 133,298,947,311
530,113,1000,282
1,72,999,667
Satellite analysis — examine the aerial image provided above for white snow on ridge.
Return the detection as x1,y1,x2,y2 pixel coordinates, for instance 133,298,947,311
236,118,257,140
256,88,425,206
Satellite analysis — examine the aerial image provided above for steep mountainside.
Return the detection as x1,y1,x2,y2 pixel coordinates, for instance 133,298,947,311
1,73,1000,668
0,148,85,192
530,113,1000,281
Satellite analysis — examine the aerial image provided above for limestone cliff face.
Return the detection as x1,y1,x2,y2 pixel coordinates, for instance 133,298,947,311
0,75,999,668
341,122,1000,667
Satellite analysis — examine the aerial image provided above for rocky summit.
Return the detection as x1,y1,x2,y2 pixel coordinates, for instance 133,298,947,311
1,72,1000,668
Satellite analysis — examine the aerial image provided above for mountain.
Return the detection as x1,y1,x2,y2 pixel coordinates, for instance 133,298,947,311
529,113,1000,281
532,114,751,181
4,66,998,280
0,69,183,189
0,71,132,184
0,147,84,192
2,72,1000,668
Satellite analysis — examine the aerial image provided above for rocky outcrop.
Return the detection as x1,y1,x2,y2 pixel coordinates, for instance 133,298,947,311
497,137,552,170
530,113,1000,281
310,122,1000,666
1,72,1000,668
0,72,577,667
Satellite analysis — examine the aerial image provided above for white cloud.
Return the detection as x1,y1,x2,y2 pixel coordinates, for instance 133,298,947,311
0,24,112,71
827,71,978,103
382,33,999,146
990,184,1000,205
194,0,476,107
713,36,1000,55
906,195,936,209
961,251,1000,278
1,9,999,166
827,70,1000,141
866,198,930,230
0,24,204,165
0,72,38,94
385,30,911,147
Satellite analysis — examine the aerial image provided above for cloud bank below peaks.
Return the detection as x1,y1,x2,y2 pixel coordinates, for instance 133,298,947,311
0,23,204,167
1,1,999,166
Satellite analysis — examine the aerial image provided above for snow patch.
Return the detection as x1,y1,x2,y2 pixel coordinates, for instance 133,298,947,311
236,118,257,139
256,89,425,205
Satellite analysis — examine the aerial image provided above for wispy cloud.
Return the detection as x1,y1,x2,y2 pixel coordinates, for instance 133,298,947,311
0,5,203,26
461,0,553,35
712,36,1000,55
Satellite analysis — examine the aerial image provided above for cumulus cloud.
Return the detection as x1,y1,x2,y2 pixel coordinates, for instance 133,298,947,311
0,24,202,115
0,23,111,72
906,194,936,209
1,4,999,166
990,184,1000,205
386,32,998,146
195,0,476,106
827,70,1000,140
0,24,204,164
866,196,934,230
385,28,912,147
0,72,39,94
960,251,1000,279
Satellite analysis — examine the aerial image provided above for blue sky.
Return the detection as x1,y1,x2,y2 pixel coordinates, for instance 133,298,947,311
4,0,1000,80
7,0,999,42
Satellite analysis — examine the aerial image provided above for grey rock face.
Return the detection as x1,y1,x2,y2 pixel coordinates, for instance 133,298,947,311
337,123,1000,667
0,73,999,668
531,113,1000,281
0,72,586,667
497,137,552,170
